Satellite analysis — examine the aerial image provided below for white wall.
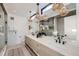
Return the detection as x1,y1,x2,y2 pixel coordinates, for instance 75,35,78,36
76,4,79,41
30,18,39,34
57,18,64,35
64,15,77,40
7,13,26,46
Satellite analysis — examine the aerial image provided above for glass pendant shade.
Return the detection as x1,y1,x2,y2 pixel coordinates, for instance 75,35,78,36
52,3,68,16
53,3,64,12
59,7,68,16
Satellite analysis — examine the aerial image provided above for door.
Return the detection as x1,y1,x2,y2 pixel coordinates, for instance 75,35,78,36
0,6,5,52
8,16,17,46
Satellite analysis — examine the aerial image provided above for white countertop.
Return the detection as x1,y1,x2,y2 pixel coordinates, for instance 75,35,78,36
26,34,79,56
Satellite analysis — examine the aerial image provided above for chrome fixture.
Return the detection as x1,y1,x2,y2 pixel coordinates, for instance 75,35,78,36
36,32,47,38
55,34,67,45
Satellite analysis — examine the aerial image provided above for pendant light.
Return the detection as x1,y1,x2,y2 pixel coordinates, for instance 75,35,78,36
53,3,64,13
52,3,68,16
59,7,68,16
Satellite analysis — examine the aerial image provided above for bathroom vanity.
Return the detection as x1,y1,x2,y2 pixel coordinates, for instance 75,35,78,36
25,35,63,56
25,35,79,56
25,3,79,56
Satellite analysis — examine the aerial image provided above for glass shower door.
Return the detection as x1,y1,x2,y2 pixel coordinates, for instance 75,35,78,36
0,5,5,52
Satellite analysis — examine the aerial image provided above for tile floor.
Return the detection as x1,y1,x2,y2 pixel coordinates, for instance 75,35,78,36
4,45,32,56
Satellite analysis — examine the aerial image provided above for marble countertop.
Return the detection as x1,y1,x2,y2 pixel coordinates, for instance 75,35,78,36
26,34,79,56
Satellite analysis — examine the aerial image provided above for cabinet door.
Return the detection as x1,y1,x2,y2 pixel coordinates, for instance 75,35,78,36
29,39,40,54
25,37,39,55
25,37,36,49
25,37,30,45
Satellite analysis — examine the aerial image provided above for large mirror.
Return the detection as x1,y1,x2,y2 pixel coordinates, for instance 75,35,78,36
39,3,77,40
29,3,77,40
39,17,54,36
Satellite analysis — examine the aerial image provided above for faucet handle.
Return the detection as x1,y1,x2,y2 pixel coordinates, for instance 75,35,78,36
55,39,58,43
62,41,66,45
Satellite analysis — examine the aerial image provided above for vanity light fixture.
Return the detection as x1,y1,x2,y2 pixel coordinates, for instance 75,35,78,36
30,3,69,21
31,15,36,20
52,3,69,16
35,3,48,21
43,4,53,12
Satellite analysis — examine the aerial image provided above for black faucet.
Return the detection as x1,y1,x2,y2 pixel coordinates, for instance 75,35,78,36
57,34,61,43
55,34,67,45
36,32,47,38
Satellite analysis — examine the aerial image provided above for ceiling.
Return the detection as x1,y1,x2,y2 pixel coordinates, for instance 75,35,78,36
3,3,73,18
3,3,37,17
3,3,49,17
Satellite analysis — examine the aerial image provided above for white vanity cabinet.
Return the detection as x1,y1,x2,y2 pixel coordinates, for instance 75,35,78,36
25,36,63,56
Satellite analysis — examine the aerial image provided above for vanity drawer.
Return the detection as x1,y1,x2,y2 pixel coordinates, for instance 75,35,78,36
25,37,30,45
25,37,40,55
